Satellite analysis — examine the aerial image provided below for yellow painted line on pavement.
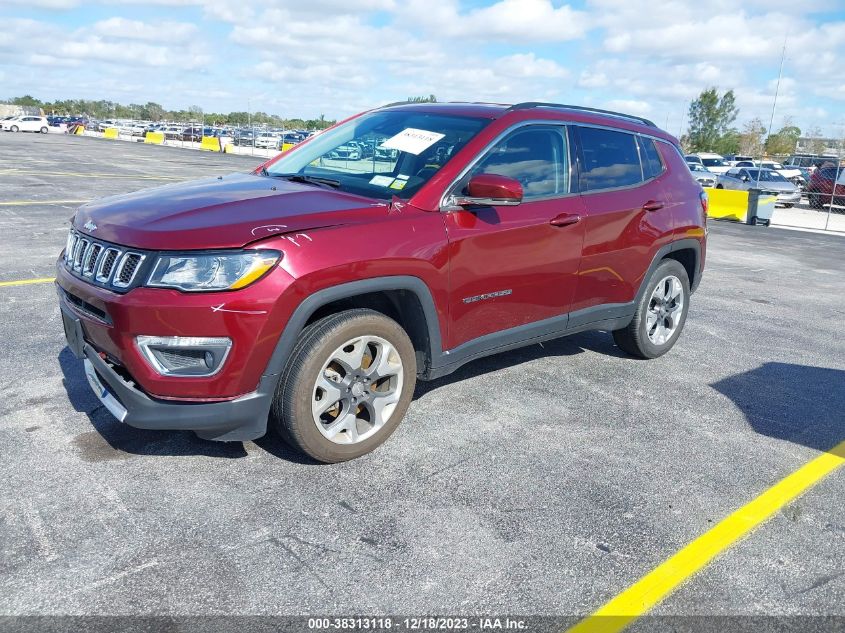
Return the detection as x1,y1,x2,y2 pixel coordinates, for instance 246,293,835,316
0,200,88,206
0,277,55,288
566,439,845,633
1,168,179,180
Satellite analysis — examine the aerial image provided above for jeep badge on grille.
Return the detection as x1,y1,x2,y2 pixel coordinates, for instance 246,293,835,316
83,220,97,231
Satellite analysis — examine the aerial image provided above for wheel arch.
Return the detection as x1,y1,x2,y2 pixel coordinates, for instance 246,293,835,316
262,276,443,381
636,238,702,303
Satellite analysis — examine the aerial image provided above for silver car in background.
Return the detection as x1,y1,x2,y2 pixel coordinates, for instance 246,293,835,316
689,163,717,187
716,167,802,207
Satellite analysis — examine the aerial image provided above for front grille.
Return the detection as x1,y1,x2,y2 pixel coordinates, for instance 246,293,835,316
60,287,110,324
63,229,148,292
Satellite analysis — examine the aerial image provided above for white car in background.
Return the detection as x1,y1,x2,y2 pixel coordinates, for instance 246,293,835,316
692,152,731,175
255,133,281,149
2,115,49,133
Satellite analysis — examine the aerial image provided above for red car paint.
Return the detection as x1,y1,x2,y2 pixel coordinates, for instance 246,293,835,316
57,102,706,417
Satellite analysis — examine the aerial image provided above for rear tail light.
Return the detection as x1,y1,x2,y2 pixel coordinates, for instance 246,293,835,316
699,190,709,221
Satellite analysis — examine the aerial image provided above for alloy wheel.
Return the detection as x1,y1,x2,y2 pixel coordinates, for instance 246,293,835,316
311,335,403,444
646,275,685,345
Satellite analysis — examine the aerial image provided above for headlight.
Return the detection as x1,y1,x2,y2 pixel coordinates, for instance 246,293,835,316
147,249,281,291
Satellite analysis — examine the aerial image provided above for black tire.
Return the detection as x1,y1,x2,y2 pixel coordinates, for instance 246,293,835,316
782,203,794,208
715,184,724,189
808,193,822,209
612,259,691,359
10,125,18,133
271,309,416,463
750,216,759,225
40,127,48,134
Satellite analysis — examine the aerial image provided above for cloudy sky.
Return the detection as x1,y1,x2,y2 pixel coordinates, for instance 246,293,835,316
2,0,845,136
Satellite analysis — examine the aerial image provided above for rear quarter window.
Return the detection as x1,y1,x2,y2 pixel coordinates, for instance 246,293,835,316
638,137,665,180
577,127,643,191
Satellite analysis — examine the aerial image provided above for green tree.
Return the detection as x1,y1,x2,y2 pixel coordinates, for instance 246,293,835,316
738,117,766,156
764,118,801,156
407,94,437,103
686,88,739,153
805,127,827,155
10,95,42,107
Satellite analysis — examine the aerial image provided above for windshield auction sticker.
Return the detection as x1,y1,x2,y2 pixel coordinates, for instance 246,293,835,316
380,128,445,155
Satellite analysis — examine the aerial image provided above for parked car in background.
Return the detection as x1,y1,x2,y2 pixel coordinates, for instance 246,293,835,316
723,155,754,166
329,143,362,160
689,163,717,188
716,167,801,207
784,154,838,171
733,160,806,188
692,153,730,174
2,115,49,133
255,132,281,149
685,155,703,166
806,164,845,209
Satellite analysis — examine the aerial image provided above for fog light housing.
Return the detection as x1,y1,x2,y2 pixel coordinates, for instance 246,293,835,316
136,336,232,377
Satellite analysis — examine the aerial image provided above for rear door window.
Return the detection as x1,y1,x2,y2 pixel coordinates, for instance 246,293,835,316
577,127,643,191
638,137,665,180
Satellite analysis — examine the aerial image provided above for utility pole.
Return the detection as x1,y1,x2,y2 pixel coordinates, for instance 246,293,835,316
757,35,787,187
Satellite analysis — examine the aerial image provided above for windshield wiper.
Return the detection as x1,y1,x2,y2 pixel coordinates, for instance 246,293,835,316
271,173,341,189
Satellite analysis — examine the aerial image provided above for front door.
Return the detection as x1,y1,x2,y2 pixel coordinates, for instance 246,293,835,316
443,125,586,350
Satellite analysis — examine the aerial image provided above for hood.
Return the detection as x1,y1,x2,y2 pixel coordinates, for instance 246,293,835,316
73,173,387,250
757,180,797,193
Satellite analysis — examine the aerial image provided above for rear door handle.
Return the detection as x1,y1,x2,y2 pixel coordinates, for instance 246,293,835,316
642,200,665,212
549,213,581,227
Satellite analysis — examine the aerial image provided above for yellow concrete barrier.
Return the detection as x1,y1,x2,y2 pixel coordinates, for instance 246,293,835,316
200,136,221,152
144,131,164,145
703,187,747,222
73,125,84,135
281,142,296,152
103,127,119,139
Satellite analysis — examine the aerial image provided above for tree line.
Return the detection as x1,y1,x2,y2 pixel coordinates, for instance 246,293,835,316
3,94,440,130
3,95,336,130
683,87,818,156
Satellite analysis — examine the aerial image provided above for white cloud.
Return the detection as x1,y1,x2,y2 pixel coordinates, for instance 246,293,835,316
405,0,589,42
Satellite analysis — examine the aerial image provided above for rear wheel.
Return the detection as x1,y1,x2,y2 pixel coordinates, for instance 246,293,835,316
40,126,48,134
613,259,690,359
271,309,416,463
808,193,822,209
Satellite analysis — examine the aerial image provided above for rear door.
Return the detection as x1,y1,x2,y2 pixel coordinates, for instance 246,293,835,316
570,126,674,318
443,124,586,348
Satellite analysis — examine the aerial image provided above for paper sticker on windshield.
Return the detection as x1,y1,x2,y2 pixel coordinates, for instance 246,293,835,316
369,175,394,187
380,128,445,156
389,179,407,190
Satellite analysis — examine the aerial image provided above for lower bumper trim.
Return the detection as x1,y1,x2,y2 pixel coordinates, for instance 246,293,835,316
82,344,276,442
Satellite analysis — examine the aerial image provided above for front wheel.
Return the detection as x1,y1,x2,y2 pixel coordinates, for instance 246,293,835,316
40,126,48,134
10,125,19,133
613,259,691,359
271,309,417,463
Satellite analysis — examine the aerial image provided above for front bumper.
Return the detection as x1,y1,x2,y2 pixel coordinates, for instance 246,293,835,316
61,301,274,441
775,191,801,205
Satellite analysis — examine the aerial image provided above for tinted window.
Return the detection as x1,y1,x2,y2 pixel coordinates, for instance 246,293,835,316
578,127,643,191
638,137,664,180
469,126,569,199
702,158,725,167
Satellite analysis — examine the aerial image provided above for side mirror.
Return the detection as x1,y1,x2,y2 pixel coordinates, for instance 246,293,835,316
742,175,750,182
452,174,523,207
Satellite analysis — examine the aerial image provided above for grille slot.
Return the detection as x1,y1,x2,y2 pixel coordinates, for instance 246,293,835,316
82,243,102,276
96,248,121,283
113,253,144,288
73,238,88,270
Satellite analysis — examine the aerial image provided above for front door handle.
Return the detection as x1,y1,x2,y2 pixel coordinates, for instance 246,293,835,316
550,213,581,227
642,200,665,212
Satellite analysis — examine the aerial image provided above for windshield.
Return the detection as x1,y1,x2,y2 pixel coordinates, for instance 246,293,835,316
746,169,786,182
264,110,490,200
702,158,725,167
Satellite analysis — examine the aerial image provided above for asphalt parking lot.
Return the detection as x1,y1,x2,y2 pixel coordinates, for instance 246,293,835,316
0,133,843,628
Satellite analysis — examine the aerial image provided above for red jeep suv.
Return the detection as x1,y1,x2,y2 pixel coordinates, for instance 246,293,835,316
57,102,707,462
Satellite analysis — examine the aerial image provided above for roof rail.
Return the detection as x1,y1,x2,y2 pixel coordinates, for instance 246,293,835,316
506,102,657,128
